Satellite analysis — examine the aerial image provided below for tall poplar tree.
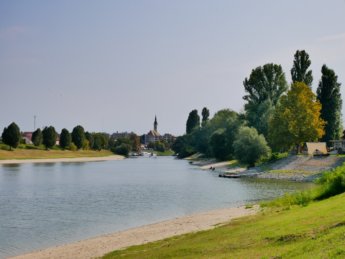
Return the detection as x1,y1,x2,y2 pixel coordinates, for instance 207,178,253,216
291,50,313,87
186,110,200,134
317,65,342,143
59,128,71,149
42,126,57,149
201,107,210,127
31,128,43,146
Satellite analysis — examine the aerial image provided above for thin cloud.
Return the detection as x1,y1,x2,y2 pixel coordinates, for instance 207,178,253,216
318,32,345,42
0,25,28,40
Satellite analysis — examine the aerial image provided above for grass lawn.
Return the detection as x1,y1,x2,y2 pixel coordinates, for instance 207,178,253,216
0,148,114,160
151,150,175,156
104,193,345,258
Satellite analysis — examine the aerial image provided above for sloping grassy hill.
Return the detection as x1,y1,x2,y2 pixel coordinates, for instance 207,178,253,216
104,193,345,258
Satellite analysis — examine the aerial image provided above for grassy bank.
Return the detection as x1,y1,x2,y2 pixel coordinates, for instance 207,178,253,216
104,164,345,258
0,148,114,160
104,193,345,258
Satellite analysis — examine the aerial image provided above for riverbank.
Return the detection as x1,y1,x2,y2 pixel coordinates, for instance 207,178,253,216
104,192,345,258
0,149,124,164
0,155,124,164
191,155,345,182
11,206,258,259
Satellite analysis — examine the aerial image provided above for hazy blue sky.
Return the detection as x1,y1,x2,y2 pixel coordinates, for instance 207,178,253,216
1,0,345,136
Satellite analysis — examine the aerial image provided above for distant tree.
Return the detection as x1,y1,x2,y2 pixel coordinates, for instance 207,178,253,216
85,132,94,149
113,144,131,157
209,129,229,161
291,50,313,87
59,128,71,149
31,128,43,146
201,107,210,127
317,65,342,143
1,122,21,150
186,109,200,134
243,63,288,136
92,133,103,151
72,125,85,149
42,126,57,149
129,133,141,152
268,82,325,152
171,135,195,158
233,126,271,167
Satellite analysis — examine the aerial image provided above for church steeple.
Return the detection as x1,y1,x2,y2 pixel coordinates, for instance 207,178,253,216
154,115,158,131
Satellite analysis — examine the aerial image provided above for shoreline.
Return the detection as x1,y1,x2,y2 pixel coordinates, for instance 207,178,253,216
0,155,124,165
10,205,258,259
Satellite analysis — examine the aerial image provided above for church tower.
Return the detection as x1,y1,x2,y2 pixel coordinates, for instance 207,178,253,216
154,116,158,132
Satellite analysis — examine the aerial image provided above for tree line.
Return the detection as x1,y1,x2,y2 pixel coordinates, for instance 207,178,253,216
173,50,342,166
1,123,141,157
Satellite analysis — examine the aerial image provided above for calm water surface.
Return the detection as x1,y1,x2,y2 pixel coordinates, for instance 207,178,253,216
0,157,312,258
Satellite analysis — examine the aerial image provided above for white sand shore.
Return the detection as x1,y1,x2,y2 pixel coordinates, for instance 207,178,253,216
11,205,258,259
0,155,124,165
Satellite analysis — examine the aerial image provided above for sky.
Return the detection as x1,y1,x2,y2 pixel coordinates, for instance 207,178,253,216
1,0,345,136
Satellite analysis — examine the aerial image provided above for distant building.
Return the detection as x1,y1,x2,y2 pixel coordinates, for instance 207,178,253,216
111,131,135,140
142,116,175,146
22,132,33,144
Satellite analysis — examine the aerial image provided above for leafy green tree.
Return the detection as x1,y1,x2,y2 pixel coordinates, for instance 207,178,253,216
233,126,271,167
92,133,103,151
209,129,229,161
172,135,195,158
42,126,57,149
201,107,210,127
243,63,288,136
113,143,131,157
186,109,200,134
317,65,342,143
72,125,85,149
59,128,71,149
1,122,21,150
85,132,94,149
31,128,42,146
291,50,313,87
129,133,141,152
269,82,325,152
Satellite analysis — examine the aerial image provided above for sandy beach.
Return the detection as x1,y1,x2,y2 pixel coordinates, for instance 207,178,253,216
0,155,124,165
10,205,258,259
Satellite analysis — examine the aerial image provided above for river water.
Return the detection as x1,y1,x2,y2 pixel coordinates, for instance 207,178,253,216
0,157,312,258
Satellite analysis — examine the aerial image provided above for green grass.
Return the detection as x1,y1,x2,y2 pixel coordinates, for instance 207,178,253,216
103,162,345,259
0,148,115,160
103,193,345,259
151,150,175,156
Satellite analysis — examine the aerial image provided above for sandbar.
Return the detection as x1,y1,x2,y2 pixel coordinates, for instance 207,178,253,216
0,155,124,165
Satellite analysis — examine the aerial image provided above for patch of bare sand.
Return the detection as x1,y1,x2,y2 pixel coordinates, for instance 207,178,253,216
0,155,124,165
11,206,258,259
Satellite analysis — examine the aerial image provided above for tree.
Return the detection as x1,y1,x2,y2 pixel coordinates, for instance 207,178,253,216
201,107,210,127
317,65,342,143
1,122,21,150
268,82,325,152
186,109,200,134
72,125,85,149
42,126,57,149
129,133,141,152
209,129,229,161
291,50,313,87
243,63,288,136
233,127,271,167
31,128,43,146
59,128,71,149
85,132,94,149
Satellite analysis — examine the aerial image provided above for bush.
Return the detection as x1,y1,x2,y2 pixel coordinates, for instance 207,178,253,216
233,126,271,167
69,143,77,151
112,144,131,157
316,166,345,200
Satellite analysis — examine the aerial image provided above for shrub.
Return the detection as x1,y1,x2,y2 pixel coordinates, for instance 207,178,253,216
233,126,271,167
69,143,77,151
112,144,131,157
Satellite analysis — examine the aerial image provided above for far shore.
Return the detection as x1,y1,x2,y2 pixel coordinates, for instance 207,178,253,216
10,205,258,259
0,155,124,165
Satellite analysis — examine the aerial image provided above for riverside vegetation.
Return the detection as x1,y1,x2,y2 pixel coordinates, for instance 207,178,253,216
104,163,345,258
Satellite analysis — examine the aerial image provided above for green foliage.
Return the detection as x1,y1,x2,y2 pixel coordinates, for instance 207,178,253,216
69,143,77,151
171,135,195,158
233,126,271,167
129,133,141,152
85,132,94,149
186,109,200,134
59,128,71,149
72,125,86,149
317,64,342,144
316,164,345,200
113,143,131,157
1,122,21,150
243,63,288,137
42,126,57,149
148,141,167,152
291,50,313,87
31,128,43,146
201,107,210,127
209,129,229,161
269,82,325,152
